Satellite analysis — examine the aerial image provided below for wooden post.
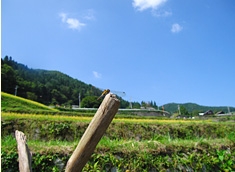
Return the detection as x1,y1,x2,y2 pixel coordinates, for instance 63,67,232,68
15,130,32,172
65,93,120,172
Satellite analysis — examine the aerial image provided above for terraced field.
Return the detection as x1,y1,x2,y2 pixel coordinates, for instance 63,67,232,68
1,93,235,171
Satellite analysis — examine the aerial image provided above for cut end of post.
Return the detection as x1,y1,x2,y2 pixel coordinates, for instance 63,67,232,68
108,93,119,100
105,93,120,103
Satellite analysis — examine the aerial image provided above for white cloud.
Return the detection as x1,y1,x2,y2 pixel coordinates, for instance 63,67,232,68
59,12,86,30
66,18,86,29
171,23,183,33
152,10,172,17
133,0,167,11
93,71,102,79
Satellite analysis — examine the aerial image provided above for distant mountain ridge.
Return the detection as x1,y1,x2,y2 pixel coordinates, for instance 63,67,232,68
163,102,235,113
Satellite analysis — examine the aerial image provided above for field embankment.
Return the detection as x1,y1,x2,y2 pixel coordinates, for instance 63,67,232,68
2,112,235,171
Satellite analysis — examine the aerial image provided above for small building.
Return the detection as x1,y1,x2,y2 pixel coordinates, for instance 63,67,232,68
199,110,214,116
204,110,214,115
216,111,225,115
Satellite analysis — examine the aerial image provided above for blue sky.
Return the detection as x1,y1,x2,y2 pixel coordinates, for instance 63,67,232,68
2,0,235,107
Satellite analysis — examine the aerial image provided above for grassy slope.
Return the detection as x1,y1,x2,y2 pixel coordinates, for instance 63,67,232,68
2,112,235,171
1,92,58,112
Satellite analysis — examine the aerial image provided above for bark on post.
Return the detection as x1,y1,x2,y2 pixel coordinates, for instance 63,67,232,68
15,130,32,172
65,93,120,172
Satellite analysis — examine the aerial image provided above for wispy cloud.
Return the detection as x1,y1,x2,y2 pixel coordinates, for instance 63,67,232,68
152,10,172,17
171,23,183,33
60,13,67,22
59,12,86,30
93,71,102,79
133,0,167,11
83,9,95,21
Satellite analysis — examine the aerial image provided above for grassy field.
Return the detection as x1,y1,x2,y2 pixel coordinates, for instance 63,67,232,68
1,93,235,171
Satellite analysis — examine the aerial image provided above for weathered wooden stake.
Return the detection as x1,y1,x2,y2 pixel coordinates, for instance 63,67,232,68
65,93,120,172
15,130,32,172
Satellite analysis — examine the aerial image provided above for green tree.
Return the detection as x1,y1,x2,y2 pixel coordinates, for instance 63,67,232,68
120,98,129,108
180,106,190,116
153,101,157,109
132,102,141,109
3,56,9,63
81,96,101,108
51,89,67,104
141,101,147,108
192,110,200,116
1,64,17,94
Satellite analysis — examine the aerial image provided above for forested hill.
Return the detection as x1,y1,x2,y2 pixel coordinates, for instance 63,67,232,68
164,103,235,114
1,56,129,107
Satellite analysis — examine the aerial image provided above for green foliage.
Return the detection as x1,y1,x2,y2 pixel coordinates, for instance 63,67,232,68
1,151,19,171
1,151,69,172
180,106,190,116
132,101,141,109
228,132,235,143
80,96,101,108
216,150,234,171
41,122,73,141
2,148,235,171
1,63,17,94
32,153,68,172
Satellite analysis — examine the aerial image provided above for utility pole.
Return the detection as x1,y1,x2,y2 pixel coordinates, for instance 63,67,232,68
228,107,231,115
78,93,81,108
129,97,132,109
178,105,181,115
15,85,18,96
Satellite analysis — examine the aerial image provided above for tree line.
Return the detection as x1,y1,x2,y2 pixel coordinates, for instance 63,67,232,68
1,56,132,108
